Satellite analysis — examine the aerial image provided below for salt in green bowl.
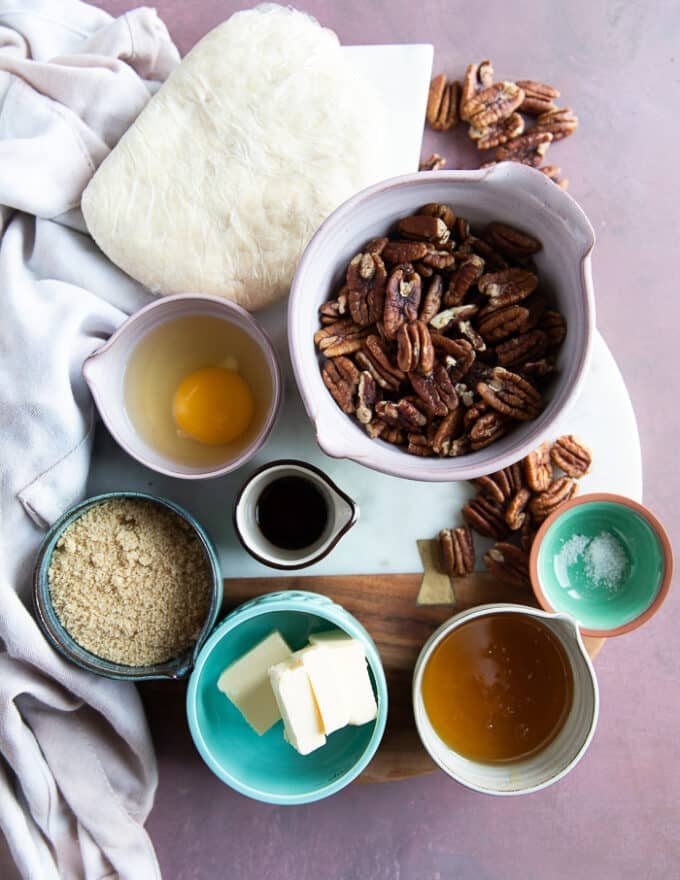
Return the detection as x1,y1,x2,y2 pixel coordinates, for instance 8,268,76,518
186,590,388,804
530,493,673,637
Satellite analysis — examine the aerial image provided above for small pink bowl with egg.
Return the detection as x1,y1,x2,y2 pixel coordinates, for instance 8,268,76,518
83,294,282,479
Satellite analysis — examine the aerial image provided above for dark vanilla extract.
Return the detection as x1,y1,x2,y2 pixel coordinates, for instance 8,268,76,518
255,476,328,550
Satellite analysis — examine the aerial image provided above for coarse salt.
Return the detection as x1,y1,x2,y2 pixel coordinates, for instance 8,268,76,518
555,531,628,593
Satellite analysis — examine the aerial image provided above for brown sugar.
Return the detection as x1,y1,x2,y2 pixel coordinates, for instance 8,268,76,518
48,498,212,667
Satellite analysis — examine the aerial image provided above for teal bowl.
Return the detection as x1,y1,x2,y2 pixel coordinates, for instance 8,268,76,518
186,590,388,804
530,493,673,637
33,491,222,680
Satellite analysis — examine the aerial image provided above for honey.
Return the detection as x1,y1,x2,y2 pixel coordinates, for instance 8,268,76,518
422,613,573,764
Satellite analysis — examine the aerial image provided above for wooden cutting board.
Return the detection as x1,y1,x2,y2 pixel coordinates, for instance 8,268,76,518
222,572,604,783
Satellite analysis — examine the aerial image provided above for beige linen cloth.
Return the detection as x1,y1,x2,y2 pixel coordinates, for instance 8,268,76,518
0,2,179,877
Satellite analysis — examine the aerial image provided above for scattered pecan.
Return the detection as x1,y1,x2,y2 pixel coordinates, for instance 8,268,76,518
398,215,450,246
463,81,525,129
462,495,509,540
419,203,456,228
477,366,542,421
469,112,524,150
534,106,578,141
550,435,592,477
321,356,359,414
483,222,542,259
427,74,460,131
529,477,578,523
439,525,475,576
505,487,531,530
444,255,485,306
355,371,377,424
516,79,559,115
419,153,447,172
396,320,435,374
383,266,422,339
473,469,513,505
478,267,538,307
484,543,530,589
495,130,553,167
346,252,387,327
314,318,370,357
419,274,443,324
523,441,552,491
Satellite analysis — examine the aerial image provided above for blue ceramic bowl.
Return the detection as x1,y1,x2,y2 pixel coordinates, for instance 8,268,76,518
186,590,388,804
33,491,222,680
530,493,673,637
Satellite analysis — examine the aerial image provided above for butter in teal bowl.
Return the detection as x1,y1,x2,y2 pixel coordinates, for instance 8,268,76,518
530,493,673,637
186,590,388,804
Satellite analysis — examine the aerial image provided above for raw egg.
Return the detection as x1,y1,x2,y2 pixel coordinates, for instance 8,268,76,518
172,366,254,445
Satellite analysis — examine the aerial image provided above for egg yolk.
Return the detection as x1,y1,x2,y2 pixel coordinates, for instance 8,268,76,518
172,366,254,445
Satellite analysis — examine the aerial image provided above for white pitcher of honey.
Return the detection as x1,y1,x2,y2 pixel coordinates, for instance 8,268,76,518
412,603,599,795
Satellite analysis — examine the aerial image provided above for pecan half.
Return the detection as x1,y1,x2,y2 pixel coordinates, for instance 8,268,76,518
427,75,460,131
477,366,542,421
541,310,567,348
484,543,530,589
496,329,548,368
319,289,349,323
321,356,359,414
431,333,476,383
463,81,525,129
444,255,485,306
483,221,542,259
550,435,592,477
459,61,495,119
397,320,435,374
382,240,430,264
410,364,458,417
495,130,553,167
457,235,508,271
355,371,377,424
462,495,509,540
505,487,532,530
346,252,387,326
469,112,524,150
439,525,475,576
478,267,538,307
431,408,464,454
314,318,370,357
520,518,538,552
530,477,578,522
534,106,579,141
429,304,479,333
458,320,486,353
421,246,455,270
407,432,433,456
478,304,529,343
523,442,552,492
383,266,422,339
473,469,513,505
374,399,428,432
516,80,559,115
356,334,405,391
419,153,447,172
419,203,456,228
469,410,512,450
398,215,450,246
419,274,443,324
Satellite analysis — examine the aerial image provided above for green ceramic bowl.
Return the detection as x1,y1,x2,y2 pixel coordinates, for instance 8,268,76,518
186,590,388,804
33,491,222,680
530,493,673,637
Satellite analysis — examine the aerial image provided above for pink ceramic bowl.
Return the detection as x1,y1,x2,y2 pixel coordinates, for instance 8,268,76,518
288,164,596,482
83,294,282,479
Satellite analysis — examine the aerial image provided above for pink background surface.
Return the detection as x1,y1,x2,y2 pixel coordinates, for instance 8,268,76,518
3,1,679,878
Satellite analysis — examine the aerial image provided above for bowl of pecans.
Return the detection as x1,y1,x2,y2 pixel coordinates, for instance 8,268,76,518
288,163,595,481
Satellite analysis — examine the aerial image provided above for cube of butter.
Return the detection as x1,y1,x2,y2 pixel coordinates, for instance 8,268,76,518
309,631,378,726
269,659,326,755
217,630,292,735
294,645,350,735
